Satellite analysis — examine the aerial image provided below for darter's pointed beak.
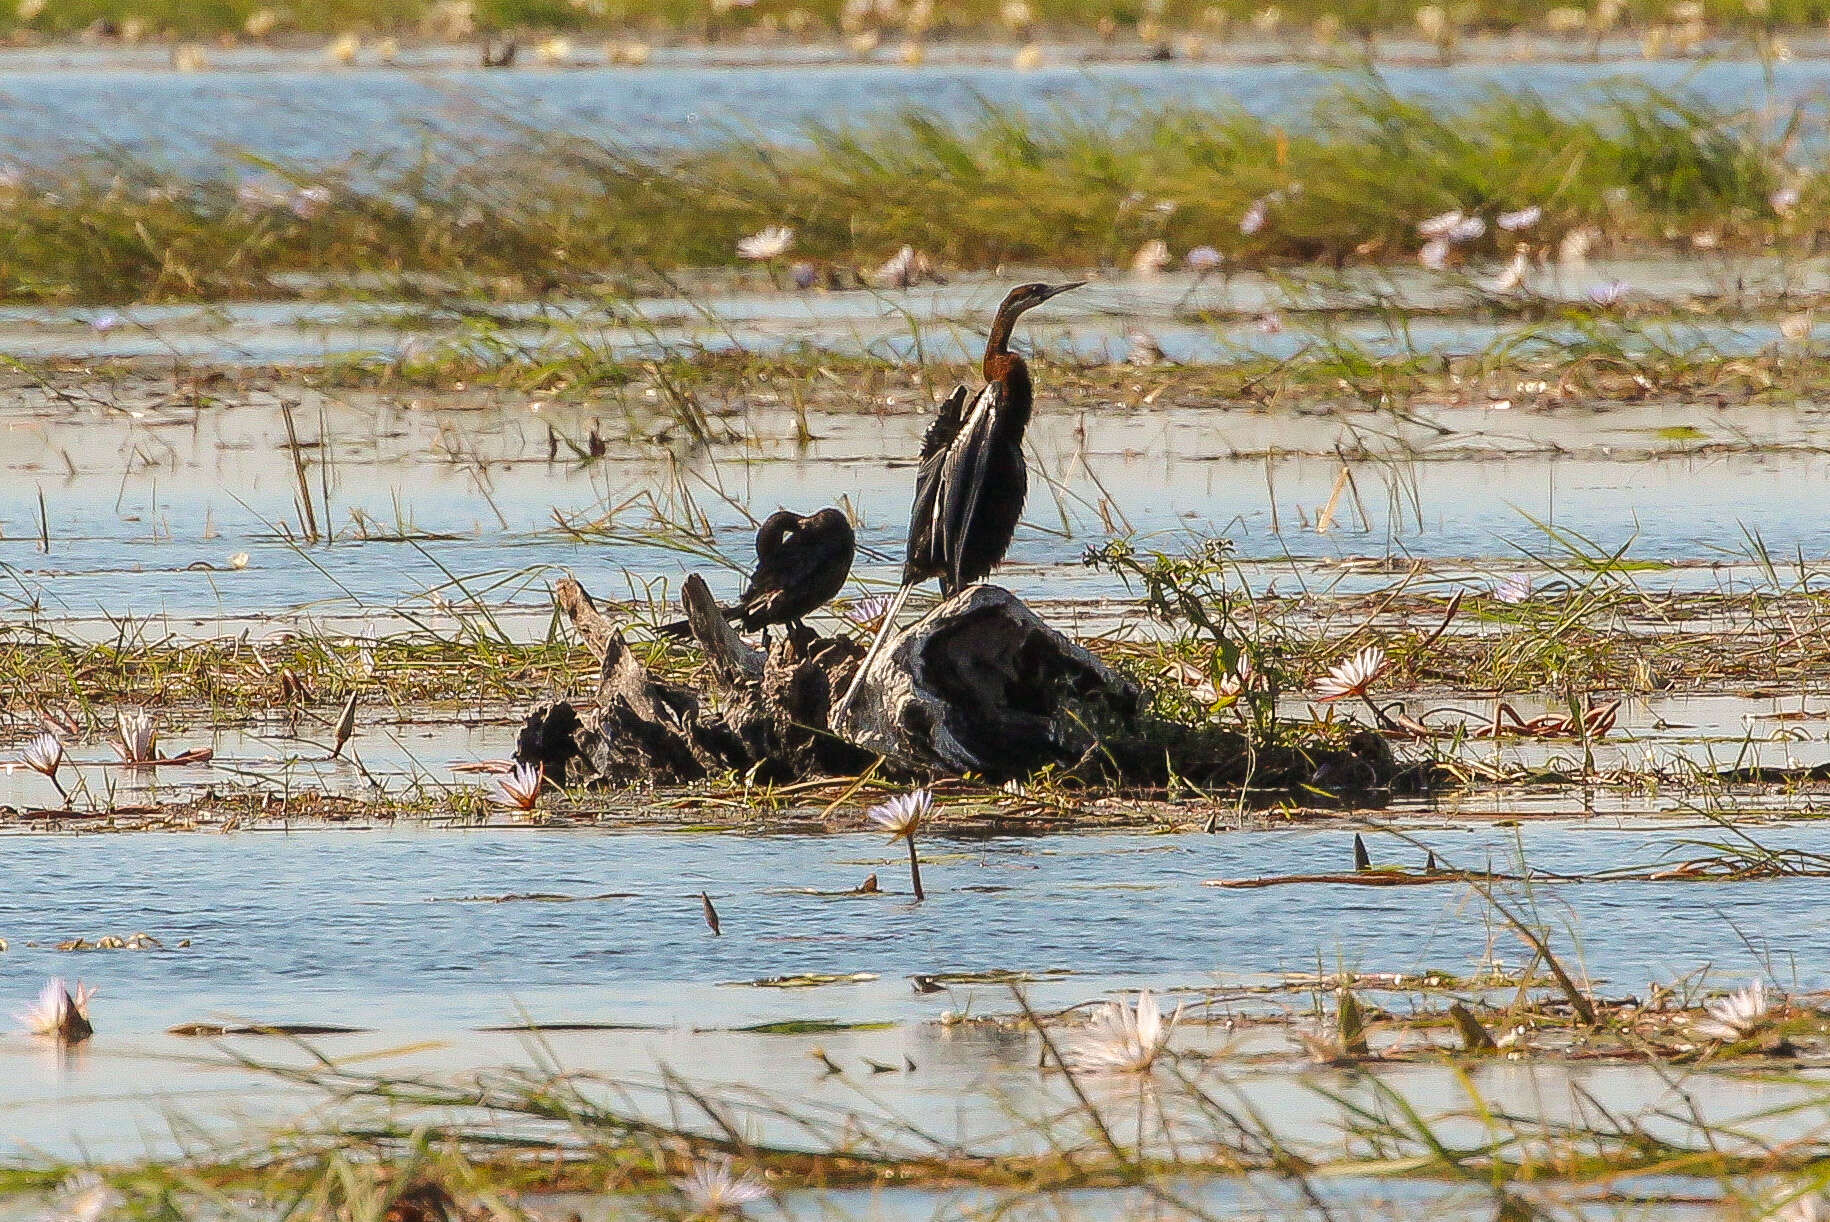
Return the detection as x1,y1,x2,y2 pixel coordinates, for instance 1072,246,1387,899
1040,281,1085,301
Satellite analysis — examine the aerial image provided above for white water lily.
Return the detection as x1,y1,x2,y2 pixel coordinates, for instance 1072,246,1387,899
1492,574,1532,604
492,762,544,811
674,1155,770,1216
1497,205,1542,230
737,225,794,260
49,1171,121,1222
1064,989,1181,1073
1587,279,1629,307
1698,980,1770,1040
18,977,94,1043
1771,185,1802,216
116,710,157,764
868,788,931,840
843,594,893,626
870,788,932,900
1317,645,1387,701
1418,237,1450,270
1781,313,1813,344
21,730,63,777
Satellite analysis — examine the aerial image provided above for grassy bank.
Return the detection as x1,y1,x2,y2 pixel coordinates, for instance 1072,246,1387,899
0,83,1812,303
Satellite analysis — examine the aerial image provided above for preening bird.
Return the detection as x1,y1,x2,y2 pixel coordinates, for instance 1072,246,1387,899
657,507,855,639
835,281,1082,714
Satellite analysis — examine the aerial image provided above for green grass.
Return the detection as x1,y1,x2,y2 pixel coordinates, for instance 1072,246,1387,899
0,81,1810,303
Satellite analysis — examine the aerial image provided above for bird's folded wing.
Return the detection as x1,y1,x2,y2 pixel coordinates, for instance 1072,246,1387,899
917,384,971,463
939,382,1001,589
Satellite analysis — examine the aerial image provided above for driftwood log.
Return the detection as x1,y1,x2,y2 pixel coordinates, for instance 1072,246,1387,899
519,575,1406,799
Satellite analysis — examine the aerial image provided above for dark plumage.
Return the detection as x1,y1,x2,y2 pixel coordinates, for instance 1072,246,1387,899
832,281,1081,718
903,281,1083,595
657,507,855,638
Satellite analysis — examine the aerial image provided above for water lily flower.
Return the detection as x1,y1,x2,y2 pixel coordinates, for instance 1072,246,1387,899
1418,237,1450,270
1497,205,1542,231
116,710,157,764
1587,279,1629,307
90,311,121,334
1130,239,1170,276
843,594,893,626
789,261,818,290
19,731,68,803
1317,645,1387,701
1493,574,1532,603
492,762,544,811
1771,185,1802,215
1698,980,1769,1040
1417,209,1464,238
1063,989,1181,1073
228,551,250,569
1781,312,1813,343
1186,244,1224,271
18,977,94,1043
674,1155,770,1217
736,225,794,260
869,788,931,900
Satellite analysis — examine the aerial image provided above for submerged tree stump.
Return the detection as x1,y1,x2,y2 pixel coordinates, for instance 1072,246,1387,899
519,573,1408,800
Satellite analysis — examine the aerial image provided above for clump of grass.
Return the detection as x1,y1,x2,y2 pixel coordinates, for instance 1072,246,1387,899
0,83,1811,303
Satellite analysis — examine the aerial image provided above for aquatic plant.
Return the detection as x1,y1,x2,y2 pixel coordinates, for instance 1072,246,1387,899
492,763,545,811
1062,989,1181,1073
868,788,931,901
18,731,68,803
17,977,94,1043
114,710,157,764
1698,980,1770,1041
1316,645,1387,702
673,1155,770,1217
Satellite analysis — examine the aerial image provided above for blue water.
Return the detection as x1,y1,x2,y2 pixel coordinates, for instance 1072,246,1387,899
0,58,1822,169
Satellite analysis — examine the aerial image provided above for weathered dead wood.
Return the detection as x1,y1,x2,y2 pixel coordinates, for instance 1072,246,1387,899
555,576,617,659
835,585,1139,779
682,573,763,688
521,573,1408,800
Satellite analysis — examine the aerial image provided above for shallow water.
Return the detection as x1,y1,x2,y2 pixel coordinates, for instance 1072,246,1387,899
5,54,1830,171
3,822,1828,1159
6,376,1830,629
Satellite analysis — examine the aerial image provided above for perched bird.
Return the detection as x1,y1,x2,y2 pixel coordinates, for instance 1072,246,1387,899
658,507,855,640
836,281,1081,713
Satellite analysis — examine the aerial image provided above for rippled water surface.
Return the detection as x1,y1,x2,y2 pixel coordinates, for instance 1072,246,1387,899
3,821,1825,1158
